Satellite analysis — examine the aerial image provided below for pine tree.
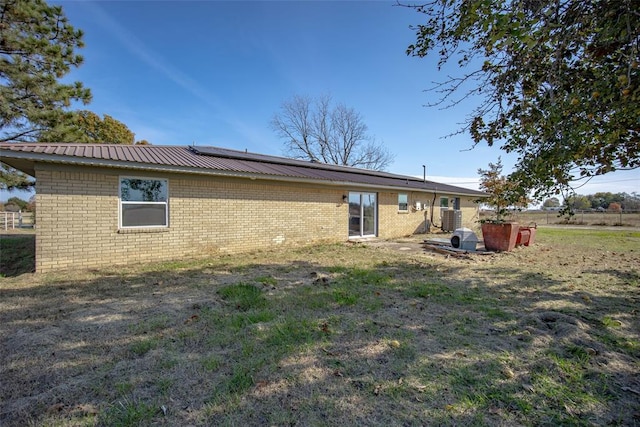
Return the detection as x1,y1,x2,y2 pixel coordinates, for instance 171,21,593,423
0,0,92,190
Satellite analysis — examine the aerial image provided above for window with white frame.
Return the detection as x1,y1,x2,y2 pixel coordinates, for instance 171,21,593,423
120,177,168,228
398,193,408,211
439,196,449,219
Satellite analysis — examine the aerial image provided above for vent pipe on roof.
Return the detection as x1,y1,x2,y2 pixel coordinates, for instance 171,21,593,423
423,165,426,184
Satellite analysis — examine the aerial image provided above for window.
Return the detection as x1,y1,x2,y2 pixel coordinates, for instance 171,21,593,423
398,193,408,211
439,196,449,219
453,197,461,210
120,177,168,228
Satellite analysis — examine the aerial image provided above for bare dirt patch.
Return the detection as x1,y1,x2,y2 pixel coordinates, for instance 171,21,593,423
1,228,638,426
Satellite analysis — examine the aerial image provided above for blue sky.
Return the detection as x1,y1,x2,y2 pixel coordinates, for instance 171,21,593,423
3,1,638,202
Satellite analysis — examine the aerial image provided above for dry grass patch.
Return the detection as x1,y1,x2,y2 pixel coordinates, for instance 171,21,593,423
1,229,639,426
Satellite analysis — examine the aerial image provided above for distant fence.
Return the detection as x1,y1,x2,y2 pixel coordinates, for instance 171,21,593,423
480,210,640,228
1,211,35,230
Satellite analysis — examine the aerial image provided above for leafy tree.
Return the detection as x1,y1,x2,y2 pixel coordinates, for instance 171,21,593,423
608,202,622,212
477,158,528,222
271,94,394,171
120,178,166,202
620,192,640,210
6,197,29,211
587,192,625,209
39,110,135,144
2,196,29,212
542,197,560,209
564,194,590,210
2,109,140,190
100,114,134,144
2,202,19,212
404,0,639,200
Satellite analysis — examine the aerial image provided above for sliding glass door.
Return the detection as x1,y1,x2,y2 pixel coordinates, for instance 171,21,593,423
348,192,377,238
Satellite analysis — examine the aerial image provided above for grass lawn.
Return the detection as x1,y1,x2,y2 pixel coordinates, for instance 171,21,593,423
0,228,639,426
0,231,35,276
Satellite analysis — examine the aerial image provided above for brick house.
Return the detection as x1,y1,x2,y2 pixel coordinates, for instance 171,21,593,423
0,144,487,272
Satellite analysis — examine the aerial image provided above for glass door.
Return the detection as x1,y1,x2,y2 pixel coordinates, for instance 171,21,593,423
348,192,377,238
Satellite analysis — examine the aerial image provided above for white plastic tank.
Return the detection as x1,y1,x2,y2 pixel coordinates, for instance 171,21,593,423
450,227,478,251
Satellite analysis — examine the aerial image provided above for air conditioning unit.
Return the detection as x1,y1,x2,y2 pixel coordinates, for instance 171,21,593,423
442,210,462,232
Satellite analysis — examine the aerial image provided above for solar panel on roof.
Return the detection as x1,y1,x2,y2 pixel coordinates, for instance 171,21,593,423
189,145,418,180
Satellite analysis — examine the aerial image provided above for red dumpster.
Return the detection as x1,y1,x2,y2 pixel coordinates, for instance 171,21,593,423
516,223,537,246
516,228,530,246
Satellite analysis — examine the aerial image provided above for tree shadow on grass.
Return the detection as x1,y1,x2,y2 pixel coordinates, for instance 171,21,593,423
0,234,35,276
0,247,638,426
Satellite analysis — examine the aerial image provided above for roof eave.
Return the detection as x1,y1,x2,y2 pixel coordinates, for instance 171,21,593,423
0,149,488,197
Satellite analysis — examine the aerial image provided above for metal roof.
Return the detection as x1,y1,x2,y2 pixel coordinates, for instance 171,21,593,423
0,143,487,197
